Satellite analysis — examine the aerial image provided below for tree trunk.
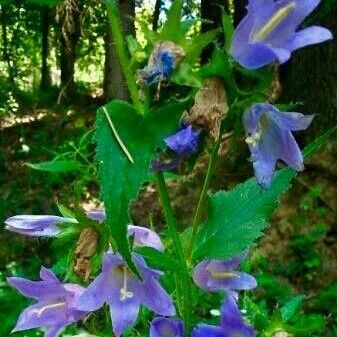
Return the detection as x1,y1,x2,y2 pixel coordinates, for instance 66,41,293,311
59,0,82,100
152,0,162,31
280,1,337,140
200,0,229,62
40,8,51,91
0,5,15,86
103,0,135,102
233,0,247,27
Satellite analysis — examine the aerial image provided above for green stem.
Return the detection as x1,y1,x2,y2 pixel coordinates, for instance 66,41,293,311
106,0,144,114
154,171,191,335
186,142,220,261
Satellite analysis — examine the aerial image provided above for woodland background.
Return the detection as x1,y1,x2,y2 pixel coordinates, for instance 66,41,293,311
0,0,337,336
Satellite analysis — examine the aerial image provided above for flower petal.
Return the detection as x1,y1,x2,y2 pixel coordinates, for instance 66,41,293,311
288,26,333,51
75,273,109,311
141,277,176,316
12,301,67,332
39,267,60,283
150,317,184,337
45,325,64,337
7,277,65,301
278,112,314,131
86,210,106,223
128,225,164,252
107,284,141,337
192,324,225,337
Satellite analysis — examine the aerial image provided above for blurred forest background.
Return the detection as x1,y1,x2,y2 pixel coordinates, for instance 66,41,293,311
0,0,337,336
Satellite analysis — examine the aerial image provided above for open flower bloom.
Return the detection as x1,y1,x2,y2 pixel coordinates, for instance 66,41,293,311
193,254,257,292
86,210,164,251
5,215,77,237
7,267,87,337
76,250,175,337
192,295,255,337
231,0,333,69
152,125,199,171
137,41,185,85
150,317,184,337
243,103,314,188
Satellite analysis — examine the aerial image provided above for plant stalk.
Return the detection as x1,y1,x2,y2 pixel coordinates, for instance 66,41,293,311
154,171,191,335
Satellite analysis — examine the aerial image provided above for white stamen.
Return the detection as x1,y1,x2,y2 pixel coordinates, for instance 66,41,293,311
210,271,236,279
252,3,296,41
34,302,66,317
245,131,262,146
119,265,134,301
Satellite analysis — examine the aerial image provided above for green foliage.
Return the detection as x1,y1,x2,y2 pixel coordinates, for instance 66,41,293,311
193,169,295,261
280,295,305,322
95,99,189,273
26,159,82,173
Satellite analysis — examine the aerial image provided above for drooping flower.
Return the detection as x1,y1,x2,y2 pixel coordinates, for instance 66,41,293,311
86,210,164,252
76,250,175,337
7,267,87,337
4,215,77,237
192,294,255,337
231,0,333,69
243,103,314,188
150,317,184,337
193,254,257,293
137,41,185,86
152,125,200,171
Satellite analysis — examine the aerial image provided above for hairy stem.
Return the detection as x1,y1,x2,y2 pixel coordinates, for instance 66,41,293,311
186,141,220,261
154,171,191,335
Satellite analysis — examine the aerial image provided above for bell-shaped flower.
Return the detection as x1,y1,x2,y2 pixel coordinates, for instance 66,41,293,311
150,317,184,337
192,294,255,337
7,267,87,337
138,41,185,85
231,0,332,69
193,254,257,293
86,210,164,252
76,250,175,337
152,125,200,171
4,215,77,237
243,103,314,188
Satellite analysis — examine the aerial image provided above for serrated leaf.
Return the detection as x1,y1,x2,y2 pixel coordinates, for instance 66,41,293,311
281,295,305,322
25,159,82,173
96,99,189,274
193,168,295,261
135,247,182,273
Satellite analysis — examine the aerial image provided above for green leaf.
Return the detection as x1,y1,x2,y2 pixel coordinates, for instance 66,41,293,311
27,0,63,6
57,204,77,219
287,314,325,336
25,159,82,173
96,99,189,274
303,124,337,158
281,295,305,322
193,168,295,261
222,11,234,52
135,247,182,273
160,0,184,43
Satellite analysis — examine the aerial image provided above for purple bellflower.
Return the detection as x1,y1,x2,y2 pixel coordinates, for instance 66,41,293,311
86,209,164,251
243,103,314,188
4,215,77,237
138,41,185,86
193,254,257,293
150,317,184,337
231,0,333,69
7,267,87,337
192,294,255,337
76,250,175,337
152,125,200,171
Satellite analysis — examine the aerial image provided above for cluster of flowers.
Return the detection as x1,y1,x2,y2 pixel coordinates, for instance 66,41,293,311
6,212,256,337
5,0,333,336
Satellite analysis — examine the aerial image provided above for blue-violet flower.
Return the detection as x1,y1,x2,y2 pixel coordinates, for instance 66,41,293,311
76,250,175,337
243,103,314,188
231,0,332,69
150,317,184,337
7,267,87,337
